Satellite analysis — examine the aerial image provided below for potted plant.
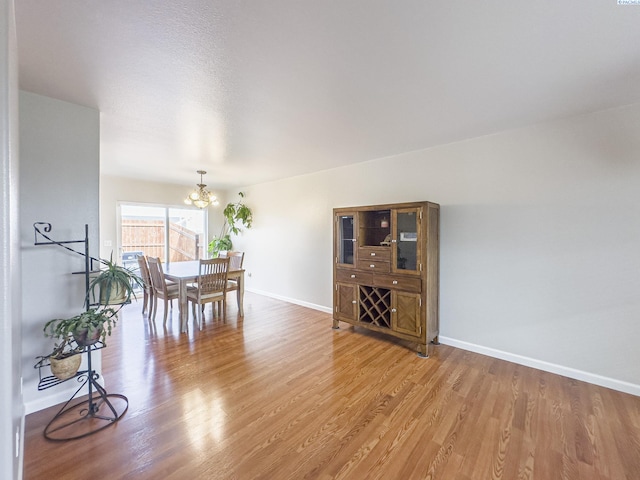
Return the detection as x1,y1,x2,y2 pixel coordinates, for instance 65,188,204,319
47,336,84,381
87,253,144,306
208,191,253,257
208,235,233,258
44,307,119,348
44,307,118,381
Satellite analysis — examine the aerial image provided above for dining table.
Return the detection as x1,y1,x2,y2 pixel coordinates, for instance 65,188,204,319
163,260,245,333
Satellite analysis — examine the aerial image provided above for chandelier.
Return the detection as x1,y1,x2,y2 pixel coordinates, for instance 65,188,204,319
184,170,218,209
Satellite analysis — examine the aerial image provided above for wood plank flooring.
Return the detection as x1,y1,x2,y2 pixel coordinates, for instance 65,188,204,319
24,293,640,479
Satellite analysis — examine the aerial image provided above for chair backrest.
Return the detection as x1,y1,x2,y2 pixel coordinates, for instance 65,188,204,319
146,257,167,294
199,258,229,293
226,251,245,271
136,255,152,290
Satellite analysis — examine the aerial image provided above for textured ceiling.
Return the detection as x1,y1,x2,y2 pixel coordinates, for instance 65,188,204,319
15,1,640,189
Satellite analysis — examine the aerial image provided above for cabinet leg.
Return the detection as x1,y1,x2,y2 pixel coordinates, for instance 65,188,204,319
417,343,430,358
332,319,340,329
431,336,440,345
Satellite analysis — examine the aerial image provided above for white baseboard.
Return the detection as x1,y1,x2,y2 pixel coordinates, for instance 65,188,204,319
24,377,105,415
439,336,640,397
25,391,72,416
246,288,333,314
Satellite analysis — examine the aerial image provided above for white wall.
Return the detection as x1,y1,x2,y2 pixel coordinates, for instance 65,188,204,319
20,91,100,413
100,174,227,261
242,103,640,395
1,1,23,478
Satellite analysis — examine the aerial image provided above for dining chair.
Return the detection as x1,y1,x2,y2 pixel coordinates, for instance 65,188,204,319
223,251,244,270
223,251,244,301
146,256,180,326
187,257,230,330
136,255,154,317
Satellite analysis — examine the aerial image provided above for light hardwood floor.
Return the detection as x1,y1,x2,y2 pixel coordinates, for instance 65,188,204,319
24,293,640,479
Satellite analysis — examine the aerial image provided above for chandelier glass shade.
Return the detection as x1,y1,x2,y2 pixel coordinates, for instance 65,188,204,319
184,170,218,209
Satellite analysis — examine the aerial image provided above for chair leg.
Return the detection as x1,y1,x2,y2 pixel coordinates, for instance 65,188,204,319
151,295,158,323
163,298,169,325
149,292,154,318
142,291,148,314
197,301,203,330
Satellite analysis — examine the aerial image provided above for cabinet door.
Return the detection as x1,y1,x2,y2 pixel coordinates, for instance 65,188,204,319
335,213,356,267
391,291,421,337
392,207,421,274
335,282,358,321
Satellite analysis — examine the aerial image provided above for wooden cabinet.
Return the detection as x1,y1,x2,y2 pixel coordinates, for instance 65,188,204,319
333,201,439,357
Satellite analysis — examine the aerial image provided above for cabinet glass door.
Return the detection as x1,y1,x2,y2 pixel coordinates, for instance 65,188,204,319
337,214,355,266
393,208,420,272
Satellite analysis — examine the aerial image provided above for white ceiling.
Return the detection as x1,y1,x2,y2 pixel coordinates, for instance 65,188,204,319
15,1,640,190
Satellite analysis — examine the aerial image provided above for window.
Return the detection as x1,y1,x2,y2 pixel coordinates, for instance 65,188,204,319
119,204,207,265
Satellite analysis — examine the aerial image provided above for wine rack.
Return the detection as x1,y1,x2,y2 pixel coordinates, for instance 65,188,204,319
359,286,391,328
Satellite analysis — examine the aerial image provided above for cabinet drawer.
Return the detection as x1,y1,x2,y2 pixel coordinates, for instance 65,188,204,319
356,259,390,273
336,269,373,285
373,275,421,293
358,247,391,262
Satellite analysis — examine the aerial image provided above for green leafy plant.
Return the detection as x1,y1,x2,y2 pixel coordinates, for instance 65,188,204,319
87,253,144,307
44,307,119,347
208,192,253,257
208,235,233,257
223,192,253,235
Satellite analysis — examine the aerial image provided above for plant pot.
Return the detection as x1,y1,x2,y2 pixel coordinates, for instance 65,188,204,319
99,282,129,305
50,354,81,381
73,325,103,347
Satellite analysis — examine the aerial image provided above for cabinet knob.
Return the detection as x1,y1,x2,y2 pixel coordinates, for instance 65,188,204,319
370,252,376,256
392,280,398,285
370,264,375,268
350,274,356,278
352,300,357,304
391,308,397,313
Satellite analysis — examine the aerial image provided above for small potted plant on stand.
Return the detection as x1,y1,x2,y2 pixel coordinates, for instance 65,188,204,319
47,336,84,381
208,191,253,257
43,307,118,380
88,253,143,306
44,307,119,348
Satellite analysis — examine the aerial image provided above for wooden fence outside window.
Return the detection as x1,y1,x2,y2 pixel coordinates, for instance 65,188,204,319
121,219,204,263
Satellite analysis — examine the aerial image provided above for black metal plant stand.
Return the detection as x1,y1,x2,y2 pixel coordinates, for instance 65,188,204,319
33,222,128,441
